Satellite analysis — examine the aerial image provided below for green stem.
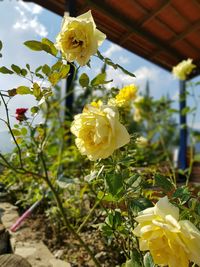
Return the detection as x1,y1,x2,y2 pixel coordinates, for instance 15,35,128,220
77,196,103,233
39,152,101,267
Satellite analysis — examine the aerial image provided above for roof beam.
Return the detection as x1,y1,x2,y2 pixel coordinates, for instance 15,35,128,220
138,0,171,26
87,0,184,62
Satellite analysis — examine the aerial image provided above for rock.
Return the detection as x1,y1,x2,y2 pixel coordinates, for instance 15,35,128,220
54,249,64,259
49,258,71,267
0,225,12,254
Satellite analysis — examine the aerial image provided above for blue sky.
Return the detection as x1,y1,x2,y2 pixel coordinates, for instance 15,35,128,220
0,0,199,137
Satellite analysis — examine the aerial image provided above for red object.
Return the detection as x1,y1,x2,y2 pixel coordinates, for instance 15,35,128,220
15,108,28,121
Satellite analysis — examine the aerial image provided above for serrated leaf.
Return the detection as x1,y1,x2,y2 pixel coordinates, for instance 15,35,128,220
79,73,89,87
154,173,174,192
0,66,14,74
42,38,58,56
11,64,21,74
16,86,32,95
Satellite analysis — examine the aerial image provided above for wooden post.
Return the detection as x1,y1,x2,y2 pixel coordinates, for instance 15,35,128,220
178,80,187,179
64,0,77,118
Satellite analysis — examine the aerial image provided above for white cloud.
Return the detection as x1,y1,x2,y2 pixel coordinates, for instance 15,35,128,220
118,56,130,64
13,1,48,37
105,66,135,88
103,43,122,58
18,1,43,15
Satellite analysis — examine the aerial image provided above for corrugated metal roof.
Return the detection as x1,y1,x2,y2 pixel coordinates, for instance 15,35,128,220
25,0,200,76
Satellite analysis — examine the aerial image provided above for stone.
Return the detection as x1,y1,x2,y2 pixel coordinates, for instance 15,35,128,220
49,258,71,267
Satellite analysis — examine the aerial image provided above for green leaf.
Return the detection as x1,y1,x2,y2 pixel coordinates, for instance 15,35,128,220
11,64,21,74
21,68,28,76
0,66,14,74
173,186,191,204
0,41,2,51
42,64,51,75
21,127,28,136
154,173,174,192
24,40,44,51
130,198,153,213
26,64,30,70
97,50,135,78
52,61,62,71
16,86,32,95
48,72,60,86
12,129,21,136
91,73,106,86
79,73,89,87
32,83,41,98
59,64,70,78
8,88,17,97
105,173,123,196
144,252,155,267
42,38,58,56
31,106,39,114
125,249,141,267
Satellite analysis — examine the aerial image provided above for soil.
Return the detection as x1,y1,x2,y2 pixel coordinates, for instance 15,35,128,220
19,214,125,267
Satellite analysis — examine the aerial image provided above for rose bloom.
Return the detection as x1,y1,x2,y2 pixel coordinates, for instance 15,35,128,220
172,58,196,80
55,10,106,66
71,103,130,160
15,108,28,121
115,84,138,107
133,196,200,267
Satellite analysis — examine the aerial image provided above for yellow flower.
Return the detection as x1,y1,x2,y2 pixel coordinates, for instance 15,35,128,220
56,10,106,66
133,196,200,267
172,58,196,80
71,104,130,160
115,84,138,107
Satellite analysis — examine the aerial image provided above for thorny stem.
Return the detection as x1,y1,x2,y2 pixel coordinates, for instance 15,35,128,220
77,194,104,233
0,92,23,168
39,152,101,267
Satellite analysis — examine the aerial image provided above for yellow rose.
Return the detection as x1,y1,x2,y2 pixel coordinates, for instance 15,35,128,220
56,10,106,66
115,84,138,107
172,58,196,80
71,104,130,160
133,196,200,267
